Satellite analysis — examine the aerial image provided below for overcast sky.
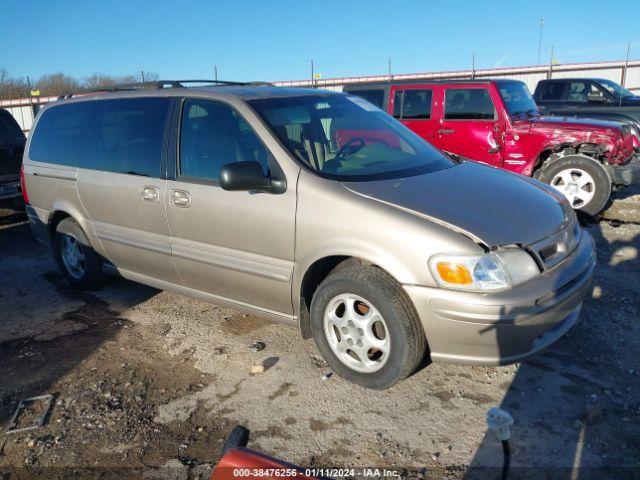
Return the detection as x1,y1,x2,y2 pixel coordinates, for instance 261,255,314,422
2,0,639,82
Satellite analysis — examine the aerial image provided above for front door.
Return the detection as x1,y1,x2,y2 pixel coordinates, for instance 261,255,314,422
435,86,504,167
165,98,296,315
389,86,437,143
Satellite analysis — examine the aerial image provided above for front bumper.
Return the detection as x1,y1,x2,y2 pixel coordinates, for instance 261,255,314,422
610,153,640,186
404,231,596,366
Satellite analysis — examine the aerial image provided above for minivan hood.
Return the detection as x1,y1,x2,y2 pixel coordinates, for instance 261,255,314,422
341,162,569,247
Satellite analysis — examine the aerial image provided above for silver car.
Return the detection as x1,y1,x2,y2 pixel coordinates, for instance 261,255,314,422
22,81,595,389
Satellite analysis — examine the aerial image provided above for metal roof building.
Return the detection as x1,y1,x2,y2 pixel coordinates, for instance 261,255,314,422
2,58,639,133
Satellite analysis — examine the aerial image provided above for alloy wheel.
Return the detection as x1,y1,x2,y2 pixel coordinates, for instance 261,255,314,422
323,293,390,373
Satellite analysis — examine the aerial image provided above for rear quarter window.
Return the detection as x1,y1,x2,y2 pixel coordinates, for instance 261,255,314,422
29,103,91,166
536,82,565,101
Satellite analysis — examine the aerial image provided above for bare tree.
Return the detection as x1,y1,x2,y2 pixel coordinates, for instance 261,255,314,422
83,72,161,89
35,72,80,96
0,69,30,100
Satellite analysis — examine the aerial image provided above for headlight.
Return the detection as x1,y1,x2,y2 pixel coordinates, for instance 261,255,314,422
429,249,539,292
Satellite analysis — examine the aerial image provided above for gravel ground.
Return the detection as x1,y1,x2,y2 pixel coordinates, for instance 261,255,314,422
0,199,638,480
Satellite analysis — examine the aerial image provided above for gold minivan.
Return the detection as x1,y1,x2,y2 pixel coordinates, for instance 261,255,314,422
23,81,595,389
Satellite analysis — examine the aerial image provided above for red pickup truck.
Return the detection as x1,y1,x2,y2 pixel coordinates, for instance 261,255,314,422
344,79,639,215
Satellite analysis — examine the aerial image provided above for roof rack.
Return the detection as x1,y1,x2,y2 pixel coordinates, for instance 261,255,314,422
60,79,273,99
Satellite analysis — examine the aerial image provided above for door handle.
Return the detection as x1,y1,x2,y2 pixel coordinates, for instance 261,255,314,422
438,128,455,135
141,186,160,202
170,189,191,208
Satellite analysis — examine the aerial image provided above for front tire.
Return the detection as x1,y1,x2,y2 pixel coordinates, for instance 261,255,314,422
310,263,426,389
538,155,611,216
53,218,102,290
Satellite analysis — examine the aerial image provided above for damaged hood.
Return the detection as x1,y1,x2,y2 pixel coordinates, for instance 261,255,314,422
528,115,624,134
342,162,570,247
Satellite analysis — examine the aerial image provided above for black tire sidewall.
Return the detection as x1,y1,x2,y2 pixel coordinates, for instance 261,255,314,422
310,269,420,389
539,156,611,216
53,218,102,289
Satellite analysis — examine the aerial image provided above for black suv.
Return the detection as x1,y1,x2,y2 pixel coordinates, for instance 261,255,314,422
534,78,640,139
0,108,26,203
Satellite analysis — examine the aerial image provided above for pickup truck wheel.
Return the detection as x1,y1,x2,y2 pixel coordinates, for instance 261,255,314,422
309,263,426,389
538,156,611,216
53,218,102,290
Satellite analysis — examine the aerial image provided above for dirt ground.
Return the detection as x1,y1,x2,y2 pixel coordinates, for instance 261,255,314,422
0,190,639,480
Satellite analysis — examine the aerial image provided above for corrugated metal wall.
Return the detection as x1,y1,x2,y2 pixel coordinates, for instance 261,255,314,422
276,59,640,94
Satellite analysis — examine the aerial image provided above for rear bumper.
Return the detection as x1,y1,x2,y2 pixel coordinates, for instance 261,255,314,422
26,204,50,245
610,153,640,186
404,231,596,366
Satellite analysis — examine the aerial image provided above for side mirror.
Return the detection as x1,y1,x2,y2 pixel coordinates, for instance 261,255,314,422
587,92,609,104
219,161,285,194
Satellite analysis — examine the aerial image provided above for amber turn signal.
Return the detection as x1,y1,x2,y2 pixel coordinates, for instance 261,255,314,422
436,262,473,285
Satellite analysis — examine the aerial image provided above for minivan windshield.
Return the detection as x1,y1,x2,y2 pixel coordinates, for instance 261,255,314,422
497,81,540,118
248,94,454,180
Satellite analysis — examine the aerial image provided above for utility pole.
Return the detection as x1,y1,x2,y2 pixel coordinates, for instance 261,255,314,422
310,59,314,88
472,52,476,79
214,65,218,82
547,46,554,79
141,70,145,82
621,42,631,86
537,18,544,65
387,57,392,82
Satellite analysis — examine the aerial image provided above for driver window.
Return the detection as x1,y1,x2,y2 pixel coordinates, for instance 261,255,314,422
179,100,271,181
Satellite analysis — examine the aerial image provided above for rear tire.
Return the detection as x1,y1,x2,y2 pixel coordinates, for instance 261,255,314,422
538,155,611,216
310,263,426,389
53,218,102,290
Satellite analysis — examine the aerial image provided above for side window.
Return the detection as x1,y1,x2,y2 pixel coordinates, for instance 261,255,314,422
444,88,495,120
179,100,271,181
567,81,604,103
87,98,170,177
392,90,433,119
29,102,91,166
537,82,565,101
347,89,385,109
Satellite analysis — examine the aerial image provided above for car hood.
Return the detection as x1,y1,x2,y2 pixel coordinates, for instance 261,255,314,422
341,162,570,247
528,115,623,133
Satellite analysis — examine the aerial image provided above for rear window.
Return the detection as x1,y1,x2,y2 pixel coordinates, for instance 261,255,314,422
29,98,170,177
536,81,565,101
0,110,25,143
345,89,385,109
444,88,495,120
29,103,91,167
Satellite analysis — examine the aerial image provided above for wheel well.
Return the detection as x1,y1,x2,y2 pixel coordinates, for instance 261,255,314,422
534,144,605,178
48,211,71,240
299,256,372,339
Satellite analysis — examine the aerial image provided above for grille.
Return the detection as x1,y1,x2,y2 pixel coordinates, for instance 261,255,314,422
529,217,581,270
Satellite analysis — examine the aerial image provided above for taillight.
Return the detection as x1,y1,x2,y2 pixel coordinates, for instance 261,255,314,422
20,165,29,205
